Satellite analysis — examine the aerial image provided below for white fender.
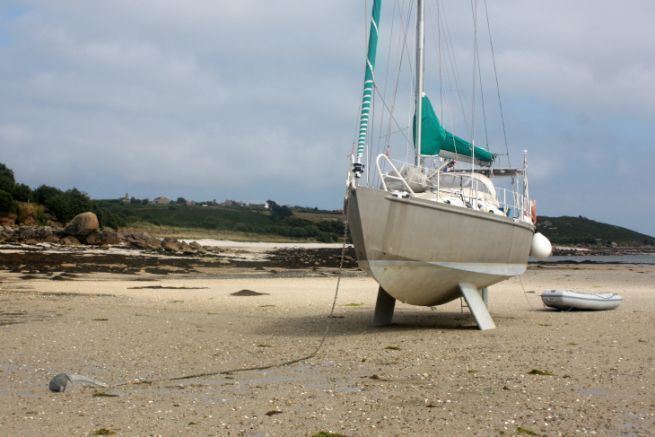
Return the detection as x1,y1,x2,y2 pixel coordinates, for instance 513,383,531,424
530,232,552,259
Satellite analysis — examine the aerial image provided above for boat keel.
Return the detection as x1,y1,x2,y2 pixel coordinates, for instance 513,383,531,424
459,283,496,330
373,284,495,330
373,287,396,326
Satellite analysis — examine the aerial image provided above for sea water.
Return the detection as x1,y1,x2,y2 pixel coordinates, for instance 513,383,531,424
531,254,655,265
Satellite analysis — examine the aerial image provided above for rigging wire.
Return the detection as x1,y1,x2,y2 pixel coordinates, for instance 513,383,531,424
483,0,511,167
375,0,397,173
477,60,490,149
373,86,413,153
379,0,398,150
469,0,478,144
402,0,417,162
437,0,444,120
369,1,416,164
381,0,415,163
425,1,463,162
438,3,471,135
359,0,511,171
468,0,479,196
475,27,490,149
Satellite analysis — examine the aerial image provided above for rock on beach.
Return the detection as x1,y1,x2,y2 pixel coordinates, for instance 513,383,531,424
63,212,99,238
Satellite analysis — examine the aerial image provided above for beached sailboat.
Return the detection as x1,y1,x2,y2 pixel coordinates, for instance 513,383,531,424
346,0,551,329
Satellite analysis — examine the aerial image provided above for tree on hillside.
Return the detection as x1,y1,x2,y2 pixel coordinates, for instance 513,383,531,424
32,186,92,222
93,205,126,229
46,188,93,222
0,163,16,193
12,183,32,202
0,190,15,214
33,185,63,205
267,200,292,220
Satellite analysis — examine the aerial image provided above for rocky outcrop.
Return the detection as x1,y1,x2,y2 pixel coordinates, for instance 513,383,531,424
63,212,99,239
59,235,81,245
81,229,121,246
102,229,121,245
122,231,161,251
161,238,199,254
161,237,184,253
0,222,210,256
0,225,60,243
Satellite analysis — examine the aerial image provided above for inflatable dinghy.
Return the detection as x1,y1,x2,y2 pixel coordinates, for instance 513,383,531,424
541,289,622,311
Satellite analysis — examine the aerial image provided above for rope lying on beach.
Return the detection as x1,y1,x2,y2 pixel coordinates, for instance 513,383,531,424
112,212,351,388
518,275,538,310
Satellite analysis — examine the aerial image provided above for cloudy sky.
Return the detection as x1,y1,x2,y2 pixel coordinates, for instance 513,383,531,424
0,1,653,236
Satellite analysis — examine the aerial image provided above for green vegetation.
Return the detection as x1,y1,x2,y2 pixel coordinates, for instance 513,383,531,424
0,163,18,215
91,429,116,436
94,199,345,242
36,186,93,222
0,162,121,227
0,163,16,193
527,368,555,376
537,215,654,246
312,432,347,437
0,190,14,215
516,426,539,436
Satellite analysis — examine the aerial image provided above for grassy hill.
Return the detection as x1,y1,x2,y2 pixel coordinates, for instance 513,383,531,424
537,216,655,246
95,200,345,242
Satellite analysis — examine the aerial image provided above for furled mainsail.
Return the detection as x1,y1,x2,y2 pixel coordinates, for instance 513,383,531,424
414,95,495,166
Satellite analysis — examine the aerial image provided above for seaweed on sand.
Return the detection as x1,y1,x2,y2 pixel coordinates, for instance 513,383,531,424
528,369,555,376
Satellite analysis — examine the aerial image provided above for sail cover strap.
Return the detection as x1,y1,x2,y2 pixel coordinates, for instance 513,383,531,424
355,0,382,168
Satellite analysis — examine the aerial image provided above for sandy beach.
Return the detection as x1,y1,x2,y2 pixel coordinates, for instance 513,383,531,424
1,251,654,435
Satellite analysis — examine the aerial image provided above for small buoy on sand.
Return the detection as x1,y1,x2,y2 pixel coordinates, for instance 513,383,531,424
49,373,108,392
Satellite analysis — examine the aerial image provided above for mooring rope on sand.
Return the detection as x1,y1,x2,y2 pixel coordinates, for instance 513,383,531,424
109,214,351,388
518,275,538,310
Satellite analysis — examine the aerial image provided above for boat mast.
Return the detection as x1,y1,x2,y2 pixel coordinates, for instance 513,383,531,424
415,0,425,167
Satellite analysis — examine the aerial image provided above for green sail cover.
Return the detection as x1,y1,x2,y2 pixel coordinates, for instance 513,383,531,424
355,0,382,162
414,95,495,165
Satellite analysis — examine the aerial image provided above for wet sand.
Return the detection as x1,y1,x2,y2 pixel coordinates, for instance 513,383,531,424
0,257,654,435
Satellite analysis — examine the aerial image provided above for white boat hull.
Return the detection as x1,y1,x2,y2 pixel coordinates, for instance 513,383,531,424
541,290,623,311
347,186,534,306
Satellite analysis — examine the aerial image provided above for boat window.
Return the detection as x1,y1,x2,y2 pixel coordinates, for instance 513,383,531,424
439,174,463,188
472,180,491,195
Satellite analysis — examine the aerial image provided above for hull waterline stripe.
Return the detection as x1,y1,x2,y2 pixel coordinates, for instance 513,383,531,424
368,259,527,276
